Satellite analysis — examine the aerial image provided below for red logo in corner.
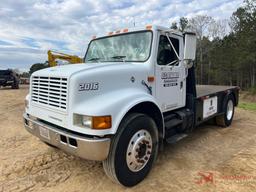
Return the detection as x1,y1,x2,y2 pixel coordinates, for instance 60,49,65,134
195,171,214,185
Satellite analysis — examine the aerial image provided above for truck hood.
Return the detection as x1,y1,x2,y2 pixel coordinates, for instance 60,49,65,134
29,61,152,135
32,62,134,78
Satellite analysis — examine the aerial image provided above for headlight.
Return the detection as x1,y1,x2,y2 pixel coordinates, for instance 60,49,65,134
74,114,112,129
82,116,92,127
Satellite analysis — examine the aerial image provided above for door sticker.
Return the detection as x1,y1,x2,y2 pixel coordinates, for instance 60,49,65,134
161,72,179,87
203,96,218,119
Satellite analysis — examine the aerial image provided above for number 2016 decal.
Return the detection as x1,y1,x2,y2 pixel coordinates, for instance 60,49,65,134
79,82,99,91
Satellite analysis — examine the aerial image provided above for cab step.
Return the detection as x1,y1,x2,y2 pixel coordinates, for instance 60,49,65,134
165,119,183,130
166,134,188,144
164,113,183,130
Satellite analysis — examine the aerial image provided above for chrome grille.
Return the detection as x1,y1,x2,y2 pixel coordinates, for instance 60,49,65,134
31,76,68,111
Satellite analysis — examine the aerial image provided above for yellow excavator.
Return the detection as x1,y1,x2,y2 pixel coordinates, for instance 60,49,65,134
47,50,83,67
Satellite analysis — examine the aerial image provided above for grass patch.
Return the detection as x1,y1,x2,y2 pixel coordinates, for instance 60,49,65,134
238,102,256,111
248,87,256,95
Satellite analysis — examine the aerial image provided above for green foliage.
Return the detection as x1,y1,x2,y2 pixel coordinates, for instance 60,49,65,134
29,63,48,75
170,22,178,30
239,102,256,111
179,17,189,32
174,0,256,89
170,17,190,32
20,72,30,78
248,86,256,95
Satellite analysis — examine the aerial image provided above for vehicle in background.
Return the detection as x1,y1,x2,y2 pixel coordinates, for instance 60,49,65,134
0,69,20,89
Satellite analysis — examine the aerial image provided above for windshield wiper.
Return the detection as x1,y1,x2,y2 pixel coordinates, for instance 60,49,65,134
88,57,101,61
111,55,126,60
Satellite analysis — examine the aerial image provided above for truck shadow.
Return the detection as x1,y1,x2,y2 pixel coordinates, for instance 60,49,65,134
157,118,240,171
161,121,226,155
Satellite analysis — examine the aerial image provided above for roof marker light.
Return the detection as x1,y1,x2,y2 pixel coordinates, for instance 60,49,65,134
146,25,152,30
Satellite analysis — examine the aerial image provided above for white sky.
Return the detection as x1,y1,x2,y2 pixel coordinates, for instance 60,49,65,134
0,0,243,71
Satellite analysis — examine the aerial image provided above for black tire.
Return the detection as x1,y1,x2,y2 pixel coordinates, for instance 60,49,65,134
12,81,19,89
103,113,159,187
216,94,235,127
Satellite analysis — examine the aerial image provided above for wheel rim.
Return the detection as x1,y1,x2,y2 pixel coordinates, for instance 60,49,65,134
126,129,152,172
226,100,234,120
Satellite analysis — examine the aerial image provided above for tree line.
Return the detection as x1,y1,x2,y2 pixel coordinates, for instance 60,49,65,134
171,0,256,90
28,0,255,90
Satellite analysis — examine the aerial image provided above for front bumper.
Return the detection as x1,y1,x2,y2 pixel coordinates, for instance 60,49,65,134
23,113,111,161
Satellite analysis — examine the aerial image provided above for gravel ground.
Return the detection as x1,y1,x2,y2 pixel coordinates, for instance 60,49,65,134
1,85,256,192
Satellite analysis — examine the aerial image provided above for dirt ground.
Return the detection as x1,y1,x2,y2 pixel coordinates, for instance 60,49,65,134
1,85,256,192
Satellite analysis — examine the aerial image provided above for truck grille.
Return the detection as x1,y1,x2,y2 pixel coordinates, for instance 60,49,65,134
31,76,68,111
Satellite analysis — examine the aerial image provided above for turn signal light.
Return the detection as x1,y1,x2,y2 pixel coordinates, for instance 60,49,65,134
92,116,112,129
147,76,155,82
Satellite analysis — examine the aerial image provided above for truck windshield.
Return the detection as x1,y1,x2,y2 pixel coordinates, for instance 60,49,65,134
85,31,152,63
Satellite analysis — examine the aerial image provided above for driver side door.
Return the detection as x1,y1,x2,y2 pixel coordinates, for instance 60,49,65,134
155,33,185,112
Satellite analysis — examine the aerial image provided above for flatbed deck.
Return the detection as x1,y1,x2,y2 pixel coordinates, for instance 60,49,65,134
196,85,237,98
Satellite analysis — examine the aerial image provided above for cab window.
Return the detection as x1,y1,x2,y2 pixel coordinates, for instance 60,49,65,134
157,35,179,65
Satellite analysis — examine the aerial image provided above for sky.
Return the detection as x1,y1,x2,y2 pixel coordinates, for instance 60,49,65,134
0,0,244,72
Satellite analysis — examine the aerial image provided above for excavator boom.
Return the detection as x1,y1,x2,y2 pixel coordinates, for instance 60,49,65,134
48,50,83,67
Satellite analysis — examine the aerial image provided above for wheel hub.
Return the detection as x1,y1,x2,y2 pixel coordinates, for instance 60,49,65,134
138,143,147,158
126,129,152,172
227,100,234,120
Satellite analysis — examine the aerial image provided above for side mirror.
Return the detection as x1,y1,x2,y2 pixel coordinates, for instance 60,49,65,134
184,32,197,68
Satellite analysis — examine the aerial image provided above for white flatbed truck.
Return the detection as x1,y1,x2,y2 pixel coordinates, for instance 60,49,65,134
24,25,239,186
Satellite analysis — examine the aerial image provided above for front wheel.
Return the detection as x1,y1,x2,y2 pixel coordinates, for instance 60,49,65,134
103,113,159,187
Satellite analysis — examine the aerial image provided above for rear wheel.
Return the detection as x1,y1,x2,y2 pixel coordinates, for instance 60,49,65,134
103,113,159,187
216,95,235,127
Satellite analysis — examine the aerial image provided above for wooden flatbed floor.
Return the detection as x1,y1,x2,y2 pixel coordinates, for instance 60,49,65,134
196,85,237,98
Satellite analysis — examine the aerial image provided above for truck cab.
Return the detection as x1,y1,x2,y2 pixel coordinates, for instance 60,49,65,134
0,69,20,89
24,25,239,187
